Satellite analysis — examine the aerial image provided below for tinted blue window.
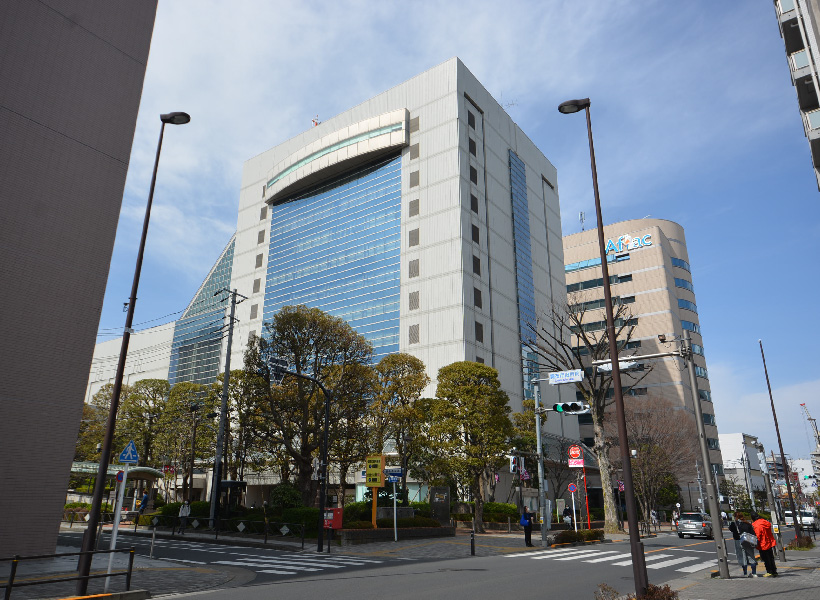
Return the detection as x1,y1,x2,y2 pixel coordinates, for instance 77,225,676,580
678,298,698,313
565,253,629,274
264,155,401,361
169,237,235,385
671,257,691,272
695,365,709,379
681,320,701,334
509,151,538,399
674,277,694,293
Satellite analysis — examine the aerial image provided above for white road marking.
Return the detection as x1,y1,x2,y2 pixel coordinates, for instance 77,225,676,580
675,560,718,573
647,556,700,569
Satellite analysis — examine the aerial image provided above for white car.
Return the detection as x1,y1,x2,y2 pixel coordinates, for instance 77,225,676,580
784,510,818,531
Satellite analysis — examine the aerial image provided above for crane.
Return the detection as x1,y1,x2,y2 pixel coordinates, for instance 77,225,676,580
800,403,820,447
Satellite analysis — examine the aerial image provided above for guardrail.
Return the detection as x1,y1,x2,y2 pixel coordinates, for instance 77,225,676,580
142,515,306,549
0,547,134,600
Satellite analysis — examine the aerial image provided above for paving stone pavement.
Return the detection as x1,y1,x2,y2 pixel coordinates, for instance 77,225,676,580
0,546,236,600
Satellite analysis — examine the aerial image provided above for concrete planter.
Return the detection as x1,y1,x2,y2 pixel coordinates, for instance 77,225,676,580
339,526,455,546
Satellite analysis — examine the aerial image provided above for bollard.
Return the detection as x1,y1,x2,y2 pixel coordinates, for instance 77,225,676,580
126,548,135,591
5,556,19,600
150,526,156,559
507,516,511,533
470,529,475,555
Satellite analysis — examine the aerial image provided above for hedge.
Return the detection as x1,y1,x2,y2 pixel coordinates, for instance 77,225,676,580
554,529,604,544
345,521,375,529
375,516,441,528
282,507,320,533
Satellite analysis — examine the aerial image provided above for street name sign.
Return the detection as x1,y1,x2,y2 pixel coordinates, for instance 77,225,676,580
386,475,400,483
548,369,583,385
383,467,404,477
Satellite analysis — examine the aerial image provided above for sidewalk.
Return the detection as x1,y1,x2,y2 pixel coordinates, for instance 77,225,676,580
668,545,820,600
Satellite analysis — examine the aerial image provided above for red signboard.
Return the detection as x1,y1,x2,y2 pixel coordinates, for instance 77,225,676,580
323,507,343,529
568,445,582,460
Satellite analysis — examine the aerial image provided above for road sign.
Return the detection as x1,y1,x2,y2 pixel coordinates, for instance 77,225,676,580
386,475,400,483
118,440,139,464
116,471,124,483
548,369,583,385
365,455,385,487
569,458,584,468
383,467,404,476
568,483,577,493
568,445,582,459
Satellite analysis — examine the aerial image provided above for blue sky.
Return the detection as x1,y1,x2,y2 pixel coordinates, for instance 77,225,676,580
97,1,820,460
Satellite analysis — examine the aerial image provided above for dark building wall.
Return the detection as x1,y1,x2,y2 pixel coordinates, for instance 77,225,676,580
0,0,157,555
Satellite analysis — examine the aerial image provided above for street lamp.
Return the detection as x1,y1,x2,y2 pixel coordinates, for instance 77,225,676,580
77,112,190,594
558,97,649,596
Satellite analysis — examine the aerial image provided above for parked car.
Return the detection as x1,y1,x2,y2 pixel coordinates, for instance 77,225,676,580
784,510,818,531
676,512,714,539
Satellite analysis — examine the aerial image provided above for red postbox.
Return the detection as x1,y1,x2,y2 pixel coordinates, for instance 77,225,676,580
323,507,343,529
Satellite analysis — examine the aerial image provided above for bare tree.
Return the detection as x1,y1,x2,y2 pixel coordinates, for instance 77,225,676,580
612,397,699,521
528,293,649,533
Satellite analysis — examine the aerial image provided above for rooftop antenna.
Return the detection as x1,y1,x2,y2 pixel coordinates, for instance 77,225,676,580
579,211,586,232
312,115,321,127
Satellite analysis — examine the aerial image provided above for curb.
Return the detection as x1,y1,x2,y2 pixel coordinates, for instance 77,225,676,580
58,591,150,600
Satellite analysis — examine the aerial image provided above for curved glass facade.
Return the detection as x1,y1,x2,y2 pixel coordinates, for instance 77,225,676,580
263,154,401,360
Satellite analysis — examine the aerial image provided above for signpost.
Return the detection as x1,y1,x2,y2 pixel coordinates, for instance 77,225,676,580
568,483,578,532
548,369,583,385
105,441,138,591
384,467,403,541
567,446,591,528
365,455,385,527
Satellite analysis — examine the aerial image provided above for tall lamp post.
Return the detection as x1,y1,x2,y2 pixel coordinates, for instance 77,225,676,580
558,98,648,596
76,112,190,594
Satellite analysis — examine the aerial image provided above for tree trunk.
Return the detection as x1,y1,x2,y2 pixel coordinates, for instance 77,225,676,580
473,473,486,533
337,465,348,508
592,417,619,533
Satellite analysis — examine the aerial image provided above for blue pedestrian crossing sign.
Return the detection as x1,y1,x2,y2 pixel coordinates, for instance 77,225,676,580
119,440,139,464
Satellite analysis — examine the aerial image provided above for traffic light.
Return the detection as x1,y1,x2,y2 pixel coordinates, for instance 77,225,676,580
553,402,590,414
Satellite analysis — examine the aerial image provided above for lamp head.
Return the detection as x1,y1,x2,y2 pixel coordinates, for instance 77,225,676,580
558,98,591,114
160,112,191,125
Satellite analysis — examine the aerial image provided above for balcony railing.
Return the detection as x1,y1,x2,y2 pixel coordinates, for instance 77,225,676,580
792,49,810,70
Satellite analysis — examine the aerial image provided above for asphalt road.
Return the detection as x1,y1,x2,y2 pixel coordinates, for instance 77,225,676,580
58,526,803,600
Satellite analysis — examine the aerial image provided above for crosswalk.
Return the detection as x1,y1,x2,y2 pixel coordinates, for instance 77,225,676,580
504,547,717,574
212,551,387,576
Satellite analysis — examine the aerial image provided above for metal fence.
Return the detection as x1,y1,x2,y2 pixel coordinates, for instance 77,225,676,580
142,515,306,549
0,547,134,600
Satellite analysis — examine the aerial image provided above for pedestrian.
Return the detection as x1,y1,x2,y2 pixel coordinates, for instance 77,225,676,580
721,510,728,527
650,509,658,530
178,500,191,534
138,490,149,515
520,507,534,547
563,505,572,526
671,509,679,531
751,511,778,577
728,512,758,577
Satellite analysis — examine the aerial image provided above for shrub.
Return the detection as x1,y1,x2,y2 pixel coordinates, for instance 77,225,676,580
583,529,605,541
342,501,371,523
283,507,320,533
344,520,375,529
452,513,473,521
555,529,582,544
787,535,815,550
483,502,518,516
597,584,678,600
410,501,431,517
589,507,605,521
269,482,303,510
159,502,183,517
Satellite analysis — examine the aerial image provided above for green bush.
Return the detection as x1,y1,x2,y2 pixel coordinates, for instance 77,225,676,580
483,502,518,516
584,529,604,541
342,501,371,523
159,502,183,516
269,482,303,510
555,529,582,544
283,507,320,533
452,513,473,521
344,520,375,529
410,502,431,518
376,517,441,528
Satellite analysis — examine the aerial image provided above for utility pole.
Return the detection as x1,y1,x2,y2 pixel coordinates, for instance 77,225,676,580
755,443,786,561
533,383,550,546
209,288,246,528
695,462,705,511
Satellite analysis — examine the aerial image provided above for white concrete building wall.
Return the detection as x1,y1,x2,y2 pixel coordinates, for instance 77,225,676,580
84,323,174,403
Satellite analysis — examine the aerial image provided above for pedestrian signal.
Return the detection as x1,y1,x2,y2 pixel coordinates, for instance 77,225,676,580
553,402,590,414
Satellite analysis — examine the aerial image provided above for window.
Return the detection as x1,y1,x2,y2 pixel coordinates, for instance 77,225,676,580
471,224,480,244
582,437,595,447
257,230,265,244
410,170,419,187
678,298,697,313
261,186,266,199
409,228,419,247
695,365,709,379
409,324,420,344
475,356,484,364
475,321,484,343
692,343,705,357
409,259,419,278
409,199,419,217
681,320,701,334
474,287,482,308
472,255,481,276
570,317,638,334
566,273,632,293
707,438,720,451
250,304,258,320
255,254,263,268
468,111,476,129
703,413,717,426
260,206,267,220
698,389,712,402
409,143,419,160
469,138,477,156
579,388,647,400
674,277,694,293
470,166,478,184
409,116,420,133
470,193,479,213
409,291,419,310
671,257,691,272
570,296,635,312
712,464,724,476
248,331,256,344
252,278,261,294
578,413,594,425
625,340,642,350
565,253,629,274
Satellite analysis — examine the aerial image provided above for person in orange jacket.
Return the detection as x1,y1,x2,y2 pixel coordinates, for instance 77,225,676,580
751,511,778,577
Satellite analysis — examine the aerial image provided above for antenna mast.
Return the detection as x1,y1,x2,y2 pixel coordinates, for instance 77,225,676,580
579,211,586,232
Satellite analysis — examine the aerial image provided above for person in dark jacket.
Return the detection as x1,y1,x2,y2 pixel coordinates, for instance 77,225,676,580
751,511,778,577
728,512,758,577
521,507,534,547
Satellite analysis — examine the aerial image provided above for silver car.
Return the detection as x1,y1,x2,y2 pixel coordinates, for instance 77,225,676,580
676,512,714,539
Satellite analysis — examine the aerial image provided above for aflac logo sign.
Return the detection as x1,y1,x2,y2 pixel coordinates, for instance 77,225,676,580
605,233,652,255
